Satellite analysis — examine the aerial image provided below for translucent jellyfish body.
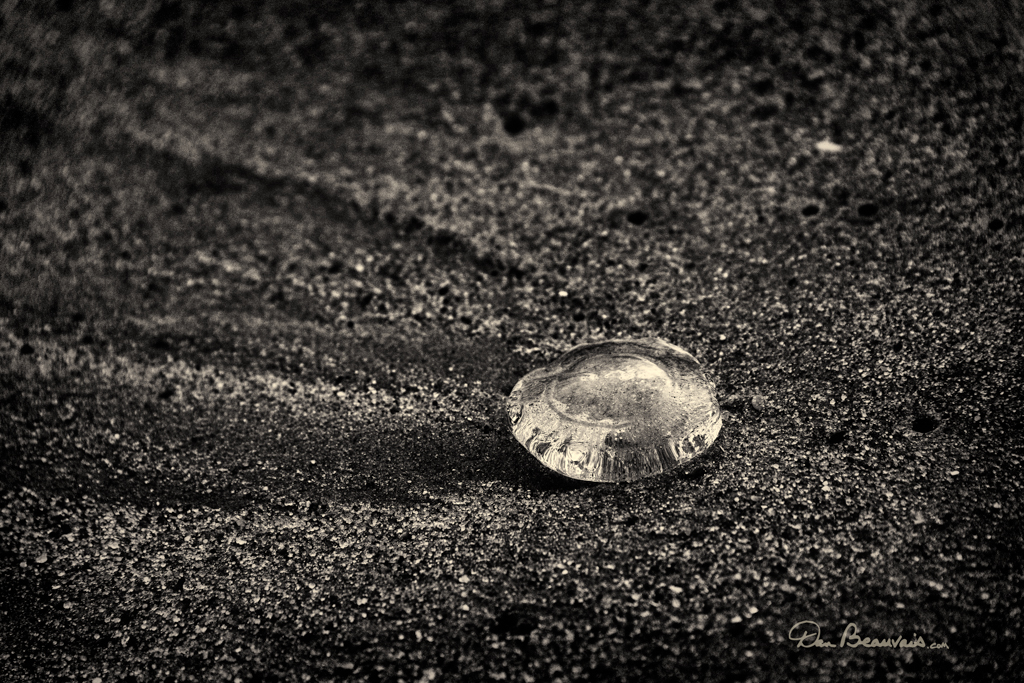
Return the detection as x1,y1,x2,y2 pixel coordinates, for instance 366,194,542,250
506,338,721,482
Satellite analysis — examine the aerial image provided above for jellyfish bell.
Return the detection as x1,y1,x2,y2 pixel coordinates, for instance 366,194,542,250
506,338,721,482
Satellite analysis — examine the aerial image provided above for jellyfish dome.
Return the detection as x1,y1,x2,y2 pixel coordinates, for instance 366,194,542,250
506,338,722,482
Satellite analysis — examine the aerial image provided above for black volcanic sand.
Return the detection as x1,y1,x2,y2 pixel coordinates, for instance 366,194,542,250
2,1,1023,681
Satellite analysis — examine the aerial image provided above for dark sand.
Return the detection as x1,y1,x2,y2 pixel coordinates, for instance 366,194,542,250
2,1,1022,681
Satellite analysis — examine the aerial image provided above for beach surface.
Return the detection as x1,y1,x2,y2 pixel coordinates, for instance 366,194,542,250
2,1,1022,681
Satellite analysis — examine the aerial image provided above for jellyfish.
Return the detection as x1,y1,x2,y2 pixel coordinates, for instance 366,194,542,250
506,338,721,482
